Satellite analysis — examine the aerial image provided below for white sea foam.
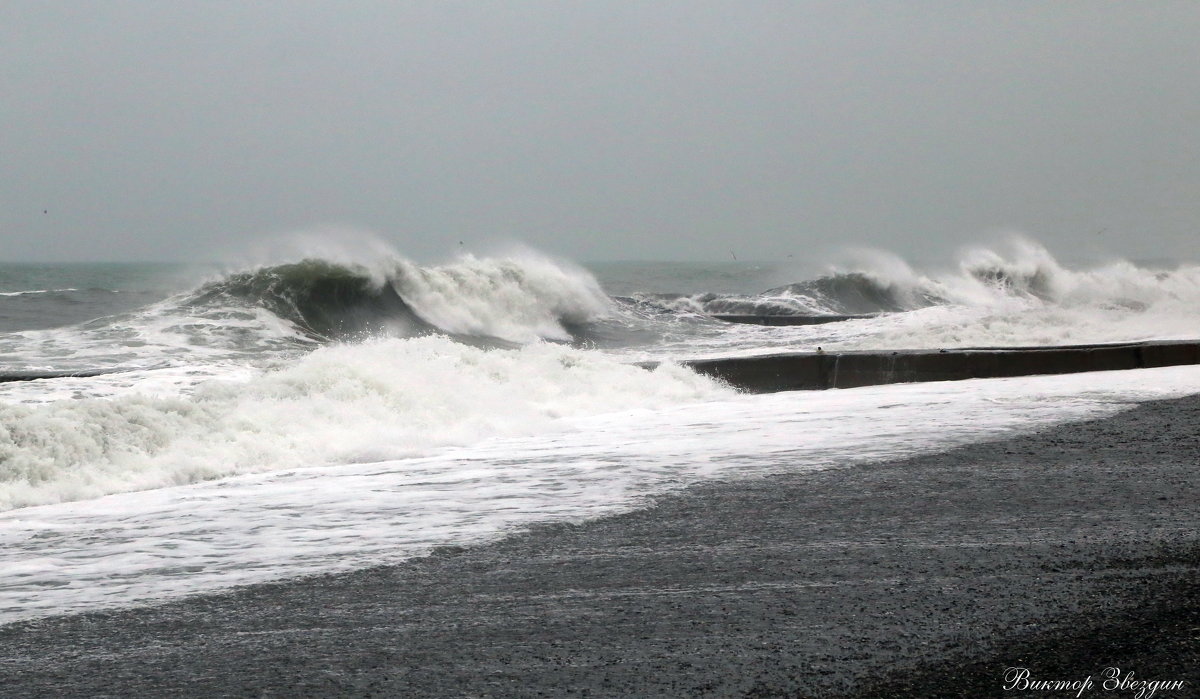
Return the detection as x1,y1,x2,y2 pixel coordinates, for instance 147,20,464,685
823,237,1200,312
391,252,612,342
204,240,613,343
4,365,1200,624
0,295,311,376
0,246,614,378
614,238,1200,361
0,337,726,510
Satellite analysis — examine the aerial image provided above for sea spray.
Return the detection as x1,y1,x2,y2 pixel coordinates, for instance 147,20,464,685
620,237,1200,356
0,249,620,375
389,253,612,343
189,250,612,343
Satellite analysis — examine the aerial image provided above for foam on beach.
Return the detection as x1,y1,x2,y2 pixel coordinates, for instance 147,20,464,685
0,337,724,511
5,364,1200,623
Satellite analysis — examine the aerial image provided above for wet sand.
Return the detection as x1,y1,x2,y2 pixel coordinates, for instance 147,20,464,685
2,395,1197,698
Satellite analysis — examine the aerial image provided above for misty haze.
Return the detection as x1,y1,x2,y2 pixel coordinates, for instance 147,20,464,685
2,4,1198,698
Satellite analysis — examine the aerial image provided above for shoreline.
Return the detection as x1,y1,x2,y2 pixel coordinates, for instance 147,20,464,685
2,395,1198,697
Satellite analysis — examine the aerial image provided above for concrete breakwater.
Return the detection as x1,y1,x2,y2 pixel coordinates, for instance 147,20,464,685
0,369,124,383
674,340,1200,393
710,314,874,326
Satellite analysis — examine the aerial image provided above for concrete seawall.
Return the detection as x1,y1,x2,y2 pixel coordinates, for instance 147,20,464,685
677,340,1200,393
710,314,874,326
0,369,123,383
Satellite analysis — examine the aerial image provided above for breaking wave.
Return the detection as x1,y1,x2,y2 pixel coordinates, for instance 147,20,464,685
186,253,613,344
630,238,1200,321
0,337,728,510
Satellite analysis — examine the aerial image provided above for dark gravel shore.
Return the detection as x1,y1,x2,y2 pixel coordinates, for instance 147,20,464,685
2,395,1198,698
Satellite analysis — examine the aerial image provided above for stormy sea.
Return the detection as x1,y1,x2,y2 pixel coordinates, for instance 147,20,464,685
3,236,1200,625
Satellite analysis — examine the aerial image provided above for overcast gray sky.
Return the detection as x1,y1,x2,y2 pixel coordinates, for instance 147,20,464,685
2,1,1198,263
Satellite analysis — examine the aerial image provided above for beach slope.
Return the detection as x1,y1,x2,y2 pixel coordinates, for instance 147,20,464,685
2,396,1197,697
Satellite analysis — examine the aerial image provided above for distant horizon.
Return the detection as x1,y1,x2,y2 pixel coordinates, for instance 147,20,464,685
0,243,1188,271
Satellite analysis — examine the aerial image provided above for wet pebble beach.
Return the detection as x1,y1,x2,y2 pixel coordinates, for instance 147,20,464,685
2,395,1197,697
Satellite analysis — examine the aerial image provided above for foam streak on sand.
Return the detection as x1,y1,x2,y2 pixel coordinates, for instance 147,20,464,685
4,365,1200,624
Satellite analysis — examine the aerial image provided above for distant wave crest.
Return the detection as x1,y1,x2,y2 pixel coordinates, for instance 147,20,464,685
629,238,1200,321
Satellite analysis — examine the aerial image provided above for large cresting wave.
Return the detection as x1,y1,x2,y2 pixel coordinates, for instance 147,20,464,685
0,249,622,375
187,252,613,345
